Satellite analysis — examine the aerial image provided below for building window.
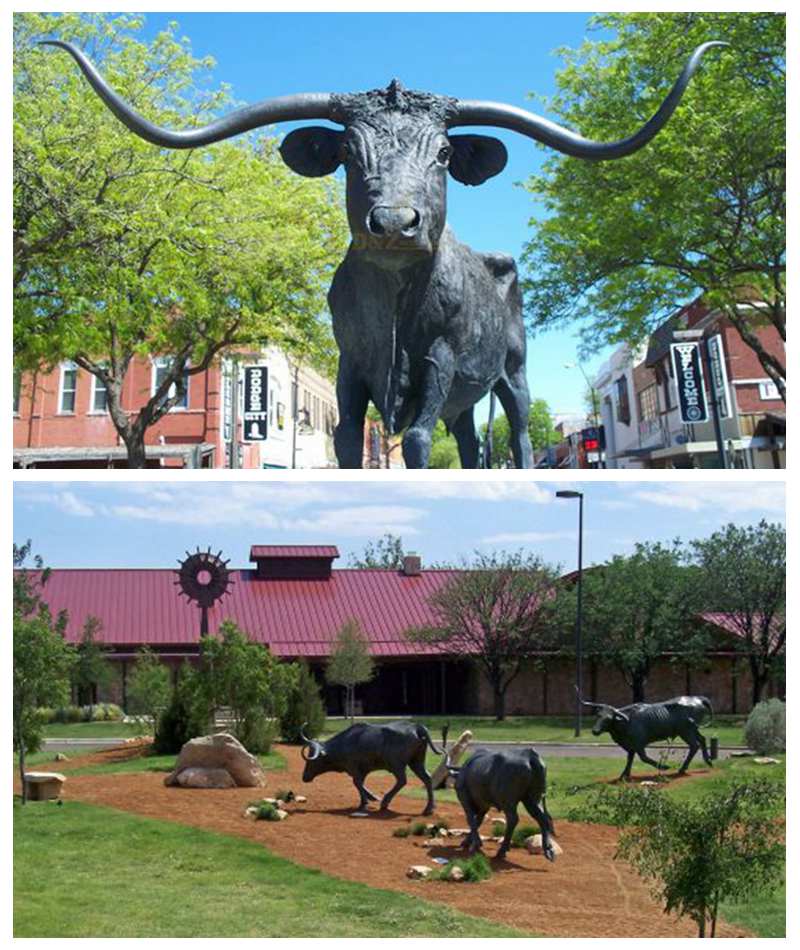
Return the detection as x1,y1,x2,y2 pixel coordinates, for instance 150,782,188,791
758,381,781,401
91,373,109,413
152,358,189,410
58,361,78,413
614,375,631,426
638,384,658,422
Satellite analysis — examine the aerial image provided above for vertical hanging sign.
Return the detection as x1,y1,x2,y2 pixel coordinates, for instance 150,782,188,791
670,342,709,424
706,334,732,420
243,365,269,442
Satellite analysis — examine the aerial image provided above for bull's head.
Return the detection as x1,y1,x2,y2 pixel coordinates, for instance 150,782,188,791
41,40,727,269
299,722,329,782
576,686,629,736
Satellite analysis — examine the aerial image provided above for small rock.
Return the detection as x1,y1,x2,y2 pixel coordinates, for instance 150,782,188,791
421,837,447,849
731,750,753,758
244,805,259,818
489,835,504,843
639,781,659,787
54,753,70,762
525,835,564,856
350,811,370,818
449,866,465,882
753,757,780,765
407,865,432,879
275,809,289,821
262,797,278,805
450,828,470,836
492,816,506,827
295,795,307,803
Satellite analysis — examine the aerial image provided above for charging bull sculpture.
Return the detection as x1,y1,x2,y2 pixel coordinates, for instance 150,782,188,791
300,721,448,815
43,40,726,468
446,746,556,861
578,691,714,781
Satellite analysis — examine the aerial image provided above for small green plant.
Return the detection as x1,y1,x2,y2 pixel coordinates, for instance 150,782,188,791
254,802,280,822
431,854,492,883
744,699,785,755
511,824,539,848
274,789,294,803
428,819,449,837
409,821,428,836
491,820,505,837
392,827,410,838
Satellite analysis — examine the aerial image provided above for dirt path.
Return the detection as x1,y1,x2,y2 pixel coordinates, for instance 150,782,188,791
21,744,746,938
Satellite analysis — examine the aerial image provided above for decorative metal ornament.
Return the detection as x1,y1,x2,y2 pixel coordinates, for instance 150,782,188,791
175,547,233,635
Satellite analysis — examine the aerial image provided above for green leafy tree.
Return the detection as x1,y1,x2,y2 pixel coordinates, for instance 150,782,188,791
562,541,707,703
152,661,204,755
692,520,785,706
348,533,406,570
126,646,171,735
280,661,326,743
408,551,561,721
521,13,785,395
482,398,559,467
326,619,375,720
192,620,295,752
13,541,76,803
14,13,347,466
428,420,461,469
71,615,113,710
578,780,785,937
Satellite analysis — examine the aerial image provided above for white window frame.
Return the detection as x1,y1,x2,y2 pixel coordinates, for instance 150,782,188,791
151,357,189,411
89,372,110,414
758,381,781,401
58,361,78,414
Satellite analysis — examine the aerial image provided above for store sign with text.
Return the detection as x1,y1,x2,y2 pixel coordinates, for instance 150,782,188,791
243,365,269,442
706,334,732,419
670,342,708,424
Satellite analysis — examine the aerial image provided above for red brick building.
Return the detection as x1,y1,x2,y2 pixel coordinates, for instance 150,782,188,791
33,545,783,716
13,357,258,469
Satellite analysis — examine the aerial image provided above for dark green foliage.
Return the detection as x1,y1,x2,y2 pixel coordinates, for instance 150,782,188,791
280,661,326,743
392,827,410,838
744,699,785,754
432,854,493,883
568,778,784,937
255,802,280,822
511,824,539,848
153,668,203,755
409,821,428,837
491,820,505,837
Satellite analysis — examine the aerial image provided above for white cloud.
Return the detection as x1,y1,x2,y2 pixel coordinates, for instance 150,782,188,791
480,530,574,544
631,483,785,515
293,505,424,537
57,491,95,517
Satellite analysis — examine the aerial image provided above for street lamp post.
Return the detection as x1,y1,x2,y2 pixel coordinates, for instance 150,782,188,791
556,489,584,737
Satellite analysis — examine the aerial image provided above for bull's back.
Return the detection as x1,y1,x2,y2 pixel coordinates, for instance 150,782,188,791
459,749,539,808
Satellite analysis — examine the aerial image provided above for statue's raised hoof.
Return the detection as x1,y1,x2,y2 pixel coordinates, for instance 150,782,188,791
544,847,557,863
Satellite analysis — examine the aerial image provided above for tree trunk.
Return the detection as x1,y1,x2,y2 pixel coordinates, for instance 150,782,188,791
749,655,768,708
17,722,27,806
631,672,647,704
124,434,147,469
493,685,506,721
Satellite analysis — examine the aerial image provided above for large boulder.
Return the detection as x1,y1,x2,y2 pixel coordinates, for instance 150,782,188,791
164,733,265,788
173,767,237,789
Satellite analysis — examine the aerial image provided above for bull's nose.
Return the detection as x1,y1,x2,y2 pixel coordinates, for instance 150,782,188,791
367,206,421,237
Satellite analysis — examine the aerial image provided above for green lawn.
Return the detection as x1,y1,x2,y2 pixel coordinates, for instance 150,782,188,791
323,715,748,748
14,745,107,768
13,800,529,938
42,721,138,739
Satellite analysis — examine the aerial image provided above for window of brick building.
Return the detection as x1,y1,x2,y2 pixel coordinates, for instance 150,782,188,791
152,358,189,410
58,361,78,413
615,375,631,425
638,384,658,421
91,372,109,413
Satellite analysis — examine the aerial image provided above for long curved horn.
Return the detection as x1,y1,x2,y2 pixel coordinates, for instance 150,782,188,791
574,684,610,710
299,722,314,745
39,40,335,148
449,42,728,161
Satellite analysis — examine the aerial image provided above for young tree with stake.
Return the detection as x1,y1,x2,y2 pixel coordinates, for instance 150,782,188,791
326,620,375,720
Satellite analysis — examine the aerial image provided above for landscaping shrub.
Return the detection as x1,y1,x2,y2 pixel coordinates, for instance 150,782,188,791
153,684,203,755
52,705,83,724
279,660,326,743
35,707,55,724
254,802,281,821
432,854,492,883
239,714,277,755
511,824,539,848
491,820,505,837
393,827,410,838
409,821,428,837
744,699,785,755
100,703,123,721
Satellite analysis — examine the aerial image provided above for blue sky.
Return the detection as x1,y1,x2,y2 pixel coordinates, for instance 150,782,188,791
129,11,616,420
14,480,785,573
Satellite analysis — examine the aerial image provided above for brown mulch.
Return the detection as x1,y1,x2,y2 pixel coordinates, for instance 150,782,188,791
19,743,747,938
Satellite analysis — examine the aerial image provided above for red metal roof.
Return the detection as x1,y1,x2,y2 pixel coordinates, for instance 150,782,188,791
249,545,340,560
34,568,457,658
700,612,784,650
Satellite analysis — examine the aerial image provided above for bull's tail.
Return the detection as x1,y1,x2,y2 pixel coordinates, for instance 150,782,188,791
418,722,450,757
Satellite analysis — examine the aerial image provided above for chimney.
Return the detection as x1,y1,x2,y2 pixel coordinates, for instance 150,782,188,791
402,552,422,576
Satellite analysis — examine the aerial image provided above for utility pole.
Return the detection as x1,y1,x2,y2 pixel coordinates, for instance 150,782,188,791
556,489,585,736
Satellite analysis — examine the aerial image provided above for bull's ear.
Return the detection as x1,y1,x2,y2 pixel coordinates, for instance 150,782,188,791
279,126,343,177
447,134,507,186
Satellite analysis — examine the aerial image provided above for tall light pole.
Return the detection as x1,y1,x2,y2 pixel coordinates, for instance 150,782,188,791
556,489,584,737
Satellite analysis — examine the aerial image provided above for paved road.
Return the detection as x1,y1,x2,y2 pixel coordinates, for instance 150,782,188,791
42,737,743,761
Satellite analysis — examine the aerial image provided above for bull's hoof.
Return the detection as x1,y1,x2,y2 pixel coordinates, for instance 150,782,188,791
421,806,434,817
496,848,509,861
544,847,557,863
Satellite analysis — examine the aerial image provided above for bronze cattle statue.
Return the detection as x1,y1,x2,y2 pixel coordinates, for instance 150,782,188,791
43,40,726,468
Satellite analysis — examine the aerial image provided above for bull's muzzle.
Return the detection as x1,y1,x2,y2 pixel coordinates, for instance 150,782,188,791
366,205,421,238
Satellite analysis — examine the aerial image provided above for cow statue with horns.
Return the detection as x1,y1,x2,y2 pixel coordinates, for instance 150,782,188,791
42,40,727,469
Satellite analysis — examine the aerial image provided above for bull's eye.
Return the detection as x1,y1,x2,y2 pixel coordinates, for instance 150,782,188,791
436,145,452,166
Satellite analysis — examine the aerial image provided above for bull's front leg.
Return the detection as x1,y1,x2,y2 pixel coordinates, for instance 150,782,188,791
402,338,455,469
334,356,370,469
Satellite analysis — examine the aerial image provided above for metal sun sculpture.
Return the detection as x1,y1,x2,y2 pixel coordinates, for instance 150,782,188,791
175,547,234,636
